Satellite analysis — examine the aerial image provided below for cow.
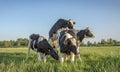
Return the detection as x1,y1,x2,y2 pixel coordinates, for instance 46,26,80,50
26,34,59,62
65,27,94,61
48,19,76,53
77,28,94,61
58,30,79,63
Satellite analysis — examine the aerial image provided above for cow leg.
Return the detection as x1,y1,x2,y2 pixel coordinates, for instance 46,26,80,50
70,52,75,62
60,52,64,63
43,54,46,63
78,54,82,62
37,52,41,62
26,38,31,61
77,47,82,62
65,54,68,61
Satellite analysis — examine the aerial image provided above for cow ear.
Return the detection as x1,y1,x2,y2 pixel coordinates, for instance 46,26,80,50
85,27,89,32
73,22,76,24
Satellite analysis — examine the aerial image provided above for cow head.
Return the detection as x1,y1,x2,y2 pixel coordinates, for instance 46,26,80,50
67,19,75,29
77,27,95,42
84,27,94,38
49,49,59,60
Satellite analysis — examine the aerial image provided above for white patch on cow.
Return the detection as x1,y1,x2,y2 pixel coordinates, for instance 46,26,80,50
71,38,77,46
65,33,76,45
33,40,36,49
65,33,73,39
48,38,53,47
26,38,32,61
38,36,44,43
60,52,64,63
37,52,41,62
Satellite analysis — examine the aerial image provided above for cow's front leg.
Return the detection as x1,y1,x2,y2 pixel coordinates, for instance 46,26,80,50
77,47,82,62
77,54,82,62
70,52,75,63
37,52,41,62
60,52,64,63
43,54,46,63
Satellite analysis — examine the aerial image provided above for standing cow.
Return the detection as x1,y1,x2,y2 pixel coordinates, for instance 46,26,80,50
49,18,76,53
58,30,79,63
65,27,95,61
26,34,59,62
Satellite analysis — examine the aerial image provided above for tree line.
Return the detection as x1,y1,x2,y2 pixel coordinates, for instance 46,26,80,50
81,38,120,47
0,38,120,48
0,38,28,48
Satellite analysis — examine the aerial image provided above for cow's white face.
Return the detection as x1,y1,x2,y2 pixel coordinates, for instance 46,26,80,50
67,19,75,29
69,19,75,25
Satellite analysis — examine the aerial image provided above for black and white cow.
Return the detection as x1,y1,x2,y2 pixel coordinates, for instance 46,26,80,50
65,27,94,61
26,34,59,62
58,30,78,63
49,19,76,53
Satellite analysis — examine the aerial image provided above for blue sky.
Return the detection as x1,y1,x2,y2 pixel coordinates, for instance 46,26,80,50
0,0,120,43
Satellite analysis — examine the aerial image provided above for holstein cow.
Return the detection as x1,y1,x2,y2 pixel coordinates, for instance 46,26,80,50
26,34,59,62
49,18,75,53
77,28,94,61
58,30,79,63
65,27,94,61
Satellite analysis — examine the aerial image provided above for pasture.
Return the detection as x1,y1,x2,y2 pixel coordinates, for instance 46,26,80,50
0,46,120,72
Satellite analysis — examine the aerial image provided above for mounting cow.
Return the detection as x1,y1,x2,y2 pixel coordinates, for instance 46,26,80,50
26,34,59,62
48,18,76,53
58,30,79,63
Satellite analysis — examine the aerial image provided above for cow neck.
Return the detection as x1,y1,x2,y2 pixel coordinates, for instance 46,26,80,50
77,30,85,42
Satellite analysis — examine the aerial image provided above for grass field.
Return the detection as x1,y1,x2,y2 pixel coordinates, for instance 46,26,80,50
0,46,120,72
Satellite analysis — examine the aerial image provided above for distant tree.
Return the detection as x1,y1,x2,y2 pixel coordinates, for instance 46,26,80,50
0,41,3,47
93,41,97,46
87,41,92,46
101,39,106,44
3,41,10,47
80,42,85,46
107,38,114,44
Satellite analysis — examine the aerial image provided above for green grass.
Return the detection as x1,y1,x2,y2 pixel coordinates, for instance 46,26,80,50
0,46,120,72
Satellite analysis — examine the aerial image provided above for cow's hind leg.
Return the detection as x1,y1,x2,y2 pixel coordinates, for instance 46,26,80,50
26,38,31,61
60,52,64,63
37,52,42,62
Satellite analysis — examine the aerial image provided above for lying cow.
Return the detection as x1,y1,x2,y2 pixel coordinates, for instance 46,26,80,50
59,30,78,63
49,19,76,53
26,34,59,62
